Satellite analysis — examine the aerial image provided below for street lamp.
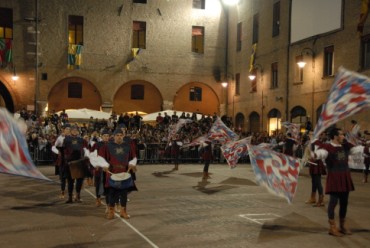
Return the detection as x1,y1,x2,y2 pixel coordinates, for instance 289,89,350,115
11,66,19,81
296,47,315,68
249,64,264,131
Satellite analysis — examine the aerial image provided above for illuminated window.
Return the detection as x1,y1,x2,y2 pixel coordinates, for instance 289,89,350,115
68,15,83,45
0,8,13,39
133,21,146,49
192,26,204,54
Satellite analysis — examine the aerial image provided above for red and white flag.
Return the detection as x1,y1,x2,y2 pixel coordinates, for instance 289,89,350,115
0,108,50,181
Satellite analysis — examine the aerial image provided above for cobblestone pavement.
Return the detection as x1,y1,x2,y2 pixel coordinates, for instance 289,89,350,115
1,163,370,248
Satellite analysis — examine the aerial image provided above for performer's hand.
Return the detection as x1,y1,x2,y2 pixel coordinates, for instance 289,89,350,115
128,165,137,173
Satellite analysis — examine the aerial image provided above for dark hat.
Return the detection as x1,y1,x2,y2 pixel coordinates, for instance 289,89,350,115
113,129,124,135
101,129,110,135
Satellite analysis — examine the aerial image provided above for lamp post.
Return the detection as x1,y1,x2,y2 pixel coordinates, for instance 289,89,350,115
249,64,264,131
297,47,315,122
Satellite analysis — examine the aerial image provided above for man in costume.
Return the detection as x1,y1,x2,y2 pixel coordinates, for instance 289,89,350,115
313,127,370,236
54,125,70,199
102,129,137,219
200,140,213,179
305,132,327,207
169,134,183,170
91,129,111,207
62,125,87,203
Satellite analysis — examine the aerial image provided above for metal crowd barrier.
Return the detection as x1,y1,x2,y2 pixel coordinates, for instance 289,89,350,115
29,146,55,165
29,143,250,165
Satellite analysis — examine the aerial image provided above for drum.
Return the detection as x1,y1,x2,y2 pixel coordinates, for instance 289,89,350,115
69,159,86,179
109,172,133,189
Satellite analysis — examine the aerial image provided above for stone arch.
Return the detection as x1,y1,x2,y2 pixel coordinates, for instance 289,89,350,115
249,111,260,133
48,77,102,112
267,108,281,135
113,80,163,114
173,82,219,115
290,105,307,126
0,81,14,112
235,112,245,132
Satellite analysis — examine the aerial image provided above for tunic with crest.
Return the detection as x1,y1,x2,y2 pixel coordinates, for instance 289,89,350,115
318,142,354,194
101,137,136,187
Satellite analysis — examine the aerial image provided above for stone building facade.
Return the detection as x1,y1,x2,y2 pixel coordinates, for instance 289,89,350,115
1,0,370,133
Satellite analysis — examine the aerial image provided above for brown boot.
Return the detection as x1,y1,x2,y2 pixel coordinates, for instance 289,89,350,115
363,174,368,183
106,207,115,219
173,164,179,170
328,219,344,237
313,195,325,207
120,207,130,219
340,218,352,235
202,172,208,179
96,198,101,207
59,191,65,199
305,192,316,204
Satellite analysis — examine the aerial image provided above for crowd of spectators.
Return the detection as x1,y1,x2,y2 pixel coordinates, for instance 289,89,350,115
17,108,306,164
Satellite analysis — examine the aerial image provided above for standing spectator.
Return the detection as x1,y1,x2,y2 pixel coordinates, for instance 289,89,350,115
60,109,69,125
172,111,179,123
134,111,143,129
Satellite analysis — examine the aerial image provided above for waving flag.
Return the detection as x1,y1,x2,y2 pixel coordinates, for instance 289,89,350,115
0,108,50,181
221,136,252,168
168,118,192,141
208,117,239,144
247,144,302,204
182,134,210,148
281,122,300,140
345,131,363,146
313,67,370,140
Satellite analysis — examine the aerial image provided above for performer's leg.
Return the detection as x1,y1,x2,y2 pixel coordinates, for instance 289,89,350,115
66,177,74,203
75,178,83,202
339,192,351,235
119,189,130,219
328,193,343,236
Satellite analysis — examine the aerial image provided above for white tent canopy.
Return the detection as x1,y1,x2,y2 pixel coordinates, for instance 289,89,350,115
142,110,202,122
56,108,111,120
